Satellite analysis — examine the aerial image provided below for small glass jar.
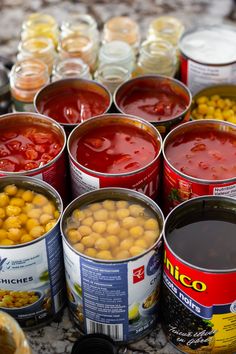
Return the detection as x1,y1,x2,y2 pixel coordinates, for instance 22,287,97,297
98,41,135,73
0,311,32,354
147,16,184,48
10,58,49,112
52,58,91,81
103,16,140,54
17,37,56,74
61,14,99,49
21,12,59,48
94,64,131,94
58,34,97,73
135,39,177,77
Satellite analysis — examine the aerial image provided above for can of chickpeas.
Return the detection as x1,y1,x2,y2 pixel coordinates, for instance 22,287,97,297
61,188,164,343
0,176,65,328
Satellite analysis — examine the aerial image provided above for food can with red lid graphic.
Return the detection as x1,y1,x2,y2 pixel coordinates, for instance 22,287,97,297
0,112,67,203
162,119,236,215
61,187,164,343
67,114,162,201
179,25,236,95
162,195,236,354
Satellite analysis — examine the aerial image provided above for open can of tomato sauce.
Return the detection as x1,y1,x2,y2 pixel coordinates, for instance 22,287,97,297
68,114,162,201
113,75,191,136
162,195,236,353
61,187,164,343
0,176,65,328
179,25,236,95
34,78,112,135
162,119,236,214
0,112,67,202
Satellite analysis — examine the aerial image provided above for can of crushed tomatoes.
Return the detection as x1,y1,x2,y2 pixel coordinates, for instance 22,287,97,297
162,119,236,214
0,112,67,202
68,114,162,201
162,195,236,354
61,187,164,343
179,25,236,95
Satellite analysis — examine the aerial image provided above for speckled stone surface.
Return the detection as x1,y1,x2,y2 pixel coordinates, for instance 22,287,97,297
0,1,235,353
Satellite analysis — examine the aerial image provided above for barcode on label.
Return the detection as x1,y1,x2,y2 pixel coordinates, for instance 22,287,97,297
86,319,123,341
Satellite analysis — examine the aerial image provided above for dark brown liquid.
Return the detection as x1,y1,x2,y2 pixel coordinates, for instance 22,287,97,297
167,211,236,270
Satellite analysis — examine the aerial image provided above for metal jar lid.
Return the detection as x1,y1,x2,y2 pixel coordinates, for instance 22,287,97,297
71,334,117,354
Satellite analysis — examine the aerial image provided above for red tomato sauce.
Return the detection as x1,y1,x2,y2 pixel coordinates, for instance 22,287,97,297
165,128,236,180
39,88,110,124
0,125,62,172
72,124,159,174
119,85,188,122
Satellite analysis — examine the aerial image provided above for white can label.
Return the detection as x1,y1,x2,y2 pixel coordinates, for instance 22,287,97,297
63,239,162,342
70,160,100,197
188,60,236,94
0,226,65,327
213,184,236,197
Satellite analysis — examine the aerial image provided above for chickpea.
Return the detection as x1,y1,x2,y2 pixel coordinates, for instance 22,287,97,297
129,204,144,217
135,239,148,249
10,197,24,207
45,220,57,232
73,243,85,253
0,229,8,240
26,218,39,231
33,194,48,206
107,235,119,248
54,210,60,219
109,211,117,219
122,216,136,229
119,228,129,240
129,226,144,238
95,237,110,251
43,203,56,215
67,229,82,244
102,200,116,210
115,250,130,260
94,209,108,221
81,235,95,248
0,193,9,207
96,250,113,260
4,184,18,196
0,239,14,245
106,221,120,235
84,248,97,257
92,221,106,234
144,218,159,231
39,213,54,225
8,228,22,241
0,208,6,219
22,190,34,202
89,203,102,211
27,208,42,219
130,246,145,257
30,226,45,238
20,234,33,244
6,205,21,217
144,230,158,246
116,208,130,219
4,216,21,229
78,225,92,236
120,238,133,250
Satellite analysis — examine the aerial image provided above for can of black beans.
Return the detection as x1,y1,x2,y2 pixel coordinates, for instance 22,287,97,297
162,196,236,353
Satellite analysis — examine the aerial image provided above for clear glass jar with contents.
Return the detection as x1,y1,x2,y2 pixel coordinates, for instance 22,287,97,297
52,58,91,81
147,16,184,48
17,37,56,74
103,16,140,54
135,39,177,77
58,34,97,73
10,58,49,112
98,40,135,73
0,311,32,354
21,12,59,48
61,14,99,50
94,64,131,94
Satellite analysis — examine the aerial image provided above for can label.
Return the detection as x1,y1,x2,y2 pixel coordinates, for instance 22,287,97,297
0,226,65,327
180,55,236,95
63,239,162,342
69,158,161,201
163,161,236,214
162,247,236,353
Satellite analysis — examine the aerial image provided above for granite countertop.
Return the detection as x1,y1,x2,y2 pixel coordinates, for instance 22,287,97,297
0,0,235,353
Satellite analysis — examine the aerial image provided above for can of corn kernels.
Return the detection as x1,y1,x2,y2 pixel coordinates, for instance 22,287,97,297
0,112,67,203
61,188,164,343
179,25,236,95
0,176,65,328
67,114,162,201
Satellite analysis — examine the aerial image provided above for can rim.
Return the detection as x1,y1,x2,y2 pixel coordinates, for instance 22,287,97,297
0,175,63,249
162,119,236,184
34,77,113,127
60,187,164,263
113,74,192,124
163,195,236,273
67,113,162,177
0,112,66,176
179,24,236,65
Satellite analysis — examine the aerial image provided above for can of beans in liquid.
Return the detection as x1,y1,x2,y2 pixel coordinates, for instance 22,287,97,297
179,25,236,95
162,119,236,214
0,176,65,328
162,195,236,354
0,112,67,203
61,188,164,343
68,114,162,201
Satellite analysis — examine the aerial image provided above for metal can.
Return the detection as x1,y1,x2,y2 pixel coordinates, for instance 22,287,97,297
162,195,236,354
0,112,67,202
34,78,112,135
162,119,236,214
68,114,162,200
0,176,65,328
179,25,236,95
61,188,164,343
114,75,191,136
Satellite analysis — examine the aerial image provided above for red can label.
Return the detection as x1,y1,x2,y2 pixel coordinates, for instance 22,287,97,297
162,246,236,353
163,160,236,214
70,157,161,201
